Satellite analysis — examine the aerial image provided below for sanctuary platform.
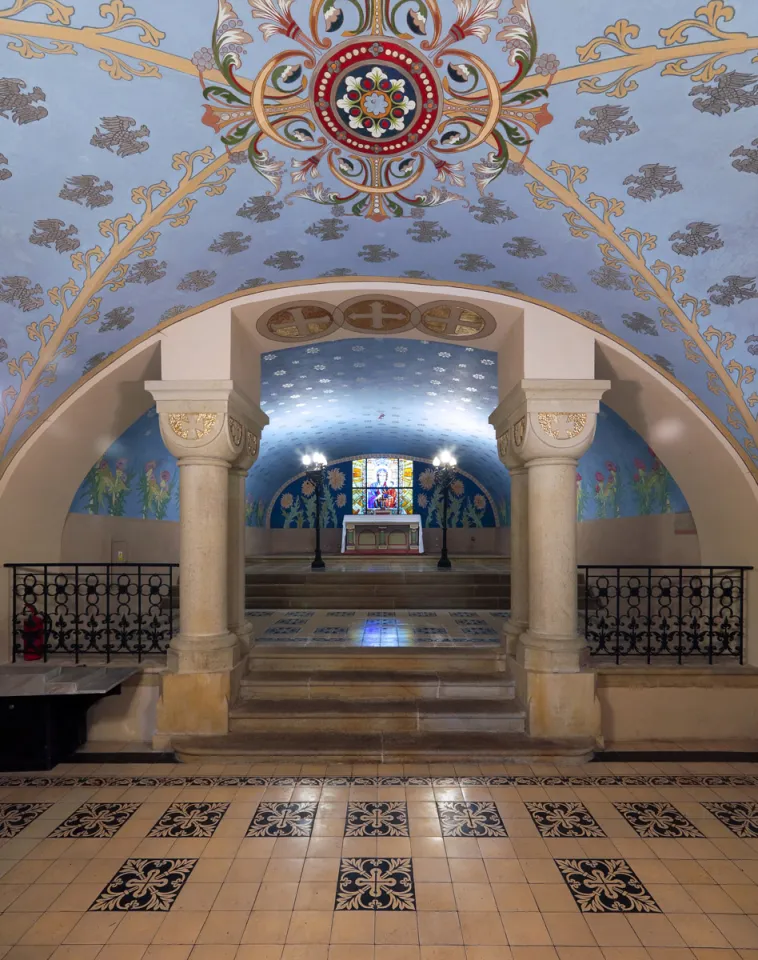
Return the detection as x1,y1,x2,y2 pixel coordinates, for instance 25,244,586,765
244,556,511,610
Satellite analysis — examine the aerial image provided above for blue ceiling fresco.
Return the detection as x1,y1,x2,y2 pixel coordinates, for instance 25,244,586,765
253,338,501,501
1,0,758,481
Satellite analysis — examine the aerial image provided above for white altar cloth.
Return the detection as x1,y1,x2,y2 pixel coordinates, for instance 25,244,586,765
341,514,424,553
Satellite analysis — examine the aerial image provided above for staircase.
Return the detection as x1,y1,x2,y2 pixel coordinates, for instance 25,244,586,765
245,568,510,610
173,646,593,762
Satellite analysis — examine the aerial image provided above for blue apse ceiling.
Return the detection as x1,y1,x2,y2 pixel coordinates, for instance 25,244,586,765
1,0,758,483
250,338,502,502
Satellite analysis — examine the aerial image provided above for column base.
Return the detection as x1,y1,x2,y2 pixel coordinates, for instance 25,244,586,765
511,631,602,744
155,660,247,739
502,619,526,657
231,620,254,655
168,631,240,674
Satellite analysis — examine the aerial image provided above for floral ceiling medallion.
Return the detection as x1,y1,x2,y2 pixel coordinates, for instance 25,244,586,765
203,0,552,220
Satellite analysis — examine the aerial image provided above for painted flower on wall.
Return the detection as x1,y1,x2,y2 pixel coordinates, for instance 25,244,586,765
302,479,315,496
336,493,347,507
418,469,435,491
451,479,465,497
417,492,428,509
473,494,486,510
280,492,293,509
328,468,346,490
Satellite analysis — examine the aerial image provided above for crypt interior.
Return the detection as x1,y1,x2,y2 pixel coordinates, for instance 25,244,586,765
2,0,758,956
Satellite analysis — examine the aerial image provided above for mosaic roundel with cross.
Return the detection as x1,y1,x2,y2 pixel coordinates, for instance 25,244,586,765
312,40,442,155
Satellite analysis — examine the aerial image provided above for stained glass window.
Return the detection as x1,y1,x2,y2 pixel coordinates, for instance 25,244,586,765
351,457,414,515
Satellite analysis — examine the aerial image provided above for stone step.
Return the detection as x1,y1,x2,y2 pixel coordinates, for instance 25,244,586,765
247,647,506,675
245,584,509,597
240,669,514,701
173,731,595,763
246,597,508,609
246,573,510,586
229,698,526,734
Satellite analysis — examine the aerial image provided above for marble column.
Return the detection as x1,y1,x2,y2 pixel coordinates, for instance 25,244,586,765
228,428,261,653
492,380,609,747
145,381,268,742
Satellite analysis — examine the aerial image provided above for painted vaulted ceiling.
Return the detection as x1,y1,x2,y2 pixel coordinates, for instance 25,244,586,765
1,0,758,480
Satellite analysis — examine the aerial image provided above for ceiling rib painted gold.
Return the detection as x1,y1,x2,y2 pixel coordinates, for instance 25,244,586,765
0,0,757,476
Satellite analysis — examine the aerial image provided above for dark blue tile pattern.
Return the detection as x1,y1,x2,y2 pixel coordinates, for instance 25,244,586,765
148,802,229,838
247,802,318,837
50,802,140,839
556,858,661,913
90,858,197,911
335,857,415,910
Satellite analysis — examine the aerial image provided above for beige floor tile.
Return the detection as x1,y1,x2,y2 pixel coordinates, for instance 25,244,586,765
416,884,457,912
300,859,341,883
583,914,640,947
529,884,579,913
413,860,451,883
444,841,482,860
542,914,596,946
375,947,422,960
375,911,419,945
225,859,268,883
212,882,259,911
187,947,237,960
97,947,149,960
448,861,489,884
418,947,466,960
626,915,687,948
708,913,758,949
186,859,231,884
666,913,730,949
554,948,604,959
241,909,292,943
307,839,343,859
508,947,559,958
150,912,208,946
106,912,165,944
0,914,41,945
15,913,80,947
519,862,563,885
683,885,742,913
328,946,373,960
329,911,374,944
62,913,122,945
142,948,193,960
172,883,221,912
501,913,552,946
263,860,304,883
255,883,299,911
646,884,702,914
282,946,328,960
47,883,102,912
235,947,283,960
49,947,102,960
465,949,514,960
453,883,498,912
485,862,526,885
286,910,333,943
417,912,463,946
195,910,248,944
293,882,337,911
492,883,538,913
411,839,447,859
458,912,507,945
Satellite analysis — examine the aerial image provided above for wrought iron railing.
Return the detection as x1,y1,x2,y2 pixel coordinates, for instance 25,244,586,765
580,566,751,664
5,563,178,663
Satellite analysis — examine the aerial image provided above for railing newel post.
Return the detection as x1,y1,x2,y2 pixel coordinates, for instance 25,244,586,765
615,566,621,665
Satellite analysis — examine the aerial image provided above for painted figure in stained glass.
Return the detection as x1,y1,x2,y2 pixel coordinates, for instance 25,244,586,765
368,465,398,510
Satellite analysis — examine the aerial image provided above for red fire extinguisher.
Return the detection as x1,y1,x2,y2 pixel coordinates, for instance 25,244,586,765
22,604,45,661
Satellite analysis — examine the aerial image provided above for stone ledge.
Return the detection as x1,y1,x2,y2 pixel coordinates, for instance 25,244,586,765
597,664,758,688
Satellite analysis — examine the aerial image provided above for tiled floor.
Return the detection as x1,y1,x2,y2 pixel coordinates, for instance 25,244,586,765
248,610,507,646
4,761,758,956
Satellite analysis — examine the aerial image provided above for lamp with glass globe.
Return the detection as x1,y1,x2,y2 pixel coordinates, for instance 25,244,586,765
432,450,457,570
302,452,327,570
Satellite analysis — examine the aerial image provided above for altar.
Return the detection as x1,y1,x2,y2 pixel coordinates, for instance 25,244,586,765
342,514,424,554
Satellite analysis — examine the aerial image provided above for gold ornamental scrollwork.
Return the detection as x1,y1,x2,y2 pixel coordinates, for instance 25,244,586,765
513,417,526,448
537,412,588,440
246,429,259,459
497,431,509,459
168,412,218,440
229,416,244,447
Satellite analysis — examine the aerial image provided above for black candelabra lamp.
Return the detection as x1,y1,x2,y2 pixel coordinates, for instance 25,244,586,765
433,450,457,570
302,452,327,570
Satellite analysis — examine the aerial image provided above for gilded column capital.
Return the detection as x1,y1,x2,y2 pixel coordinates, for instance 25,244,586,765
145,379,269,465
490,378,610,465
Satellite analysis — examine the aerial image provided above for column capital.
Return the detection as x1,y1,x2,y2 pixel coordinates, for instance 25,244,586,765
145,379,268,465
489,378,610,464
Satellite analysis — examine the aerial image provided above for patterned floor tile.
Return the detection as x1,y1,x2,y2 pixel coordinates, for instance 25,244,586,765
50,802,141,839
0,802,52,838
345,802,410,837
525,802,607,839
335,857,415,910
437,801,508,837
702,801,758,837
328,610,356,617
314,627,349,638
90,858,197,911
613,802,704,838
556,858,661,913
414,626,450,637
247,801,318,837
407,611,437,617
148,802,230,838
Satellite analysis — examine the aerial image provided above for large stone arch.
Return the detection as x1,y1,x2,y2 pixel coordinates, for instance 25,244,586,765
2,280,756,660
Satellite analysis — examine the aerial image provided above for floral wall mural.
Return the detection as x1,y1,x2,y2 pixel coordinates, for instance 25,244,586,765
69,401,688,526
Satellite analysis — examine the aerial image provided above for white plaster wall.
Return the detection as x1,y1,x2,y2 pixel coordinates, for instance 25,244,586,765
86,672,161,743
